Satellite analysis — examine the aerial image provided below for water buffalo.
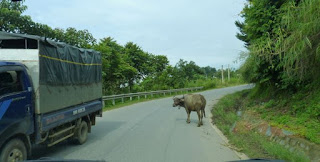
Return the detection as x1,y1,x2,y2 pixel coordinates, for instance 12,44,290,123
173,94,206,127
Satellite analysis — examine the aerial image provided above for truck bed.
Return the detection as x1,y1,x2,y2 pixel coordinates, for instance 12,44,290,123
0,32,102,114
40,99,102,132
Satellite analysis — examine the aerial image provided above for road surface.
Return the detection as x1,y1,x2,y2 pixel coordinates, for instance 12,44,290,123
33,85,252,162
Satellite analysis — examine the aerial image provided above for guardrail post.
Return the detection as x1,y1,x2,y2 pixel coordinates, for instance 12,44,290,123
163,92,165,96
121,97,124,103
130,96,132,101
151,93,153,97
112,98,115,105
138,96,140,100
145,94,147,99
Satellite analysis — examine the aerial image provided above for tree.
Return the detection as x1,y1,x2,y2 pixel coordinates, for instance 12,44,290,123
123,42,150,91
62,27,96,48
0,0,96,48
201,66,217,79
236,0,287,87
175,59,204,81
237,0,320,90
0,0,30,32
94,37,137,94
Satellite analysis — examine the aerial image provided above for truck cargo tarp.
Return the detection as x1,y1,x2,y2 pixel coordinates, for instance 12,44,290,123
0,32,102,85
39,40,101,85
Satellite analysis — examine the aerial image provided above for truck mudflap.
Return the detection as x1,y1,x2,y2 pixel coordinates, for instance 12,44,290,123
39,100,102,133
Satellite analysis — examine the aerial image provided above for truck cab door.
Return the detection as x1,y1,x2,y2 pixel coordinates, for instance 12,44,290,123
0,66,34,143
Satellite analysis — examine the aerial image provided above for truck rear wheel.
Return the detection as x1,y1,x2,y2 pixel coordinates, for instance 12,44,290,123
75,120,88,145
0,138,27,162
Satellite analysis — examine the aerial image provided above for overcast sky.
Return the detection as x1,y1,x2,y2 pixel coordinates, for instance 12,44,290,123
24,0,246,69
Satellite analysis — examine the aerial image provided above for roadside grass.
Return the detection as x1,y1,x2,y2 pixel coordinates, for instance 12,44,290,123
228,132,308,161
212,91,245,134
186,78,245,90
212,90,310,162
103,79,246,111
245,84,320,144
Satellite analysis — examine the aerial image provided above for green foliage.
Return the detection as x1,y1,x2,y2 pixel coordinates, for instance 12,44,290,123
229,133,309,161
238,0,320,89
93,37,235,94
186,79,217,90
237,1,320,144
276,0,320,85
213,91,310,161
151,55,169,73
174,59,204,81
243,85,320,144
124,42,150,79
0,0,244,95
236,0,285,45
212,91,244,134
60,28,96,48
201,66,217,78
0,0,95,48
93,37,137,95
217,85,320,144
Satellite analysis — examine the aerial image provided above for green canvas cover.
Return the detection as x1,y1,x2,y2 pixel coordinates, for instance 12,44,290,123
0,32,102,114
39,40,101,85
0,31,102,85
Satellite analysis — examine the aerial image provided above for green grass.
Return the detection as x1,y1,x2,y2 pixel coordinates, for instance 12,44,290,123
185,77,245,90
212,90,311,161
246,84,320,144
228,132,309,162
212,91,243,134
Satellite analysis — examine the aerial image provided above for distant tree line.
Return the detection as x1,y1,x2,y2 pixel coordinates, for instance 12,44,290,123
0,0,241,94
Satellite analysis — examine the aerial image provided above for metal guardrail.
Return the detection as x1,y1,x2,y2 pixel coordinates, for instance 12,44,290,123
103,87,204,105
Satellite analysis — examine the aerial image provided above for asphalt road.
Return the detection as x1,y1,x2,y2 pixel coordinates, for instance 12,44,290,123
32,85,252,162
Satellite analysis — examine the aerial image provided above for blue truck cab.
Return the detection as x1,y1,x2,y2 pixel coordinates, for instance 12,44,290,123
0,32,103,162
0,62,34,159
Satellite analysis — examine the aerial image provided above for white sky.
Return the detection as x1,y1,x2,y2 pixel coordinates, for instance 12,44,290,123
24,0,246,69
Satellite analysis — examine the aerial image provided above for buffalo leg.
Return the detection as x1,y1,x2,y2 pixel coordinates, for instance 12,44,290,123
197,110,201,127
187,111,191,123
200,110,203,125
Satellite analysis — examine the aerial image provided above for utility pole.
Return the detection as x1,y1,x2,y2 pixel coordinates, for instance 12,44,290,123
204,69,207,79
228,64,230,82
221,65,224,83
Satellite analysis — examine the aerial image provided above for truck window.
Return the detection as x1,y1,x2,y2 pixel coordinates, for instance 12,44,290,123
0,38,38,49
0,71,23,96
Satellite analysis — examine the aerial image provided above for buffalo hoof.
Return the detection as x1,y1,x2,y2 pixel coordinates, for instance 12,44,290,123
197,124,201,127
201,122,203,125
186,120,190,123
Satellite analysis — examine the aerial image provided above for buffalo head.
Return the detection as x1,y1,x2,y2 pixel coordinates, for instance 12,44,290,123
172,96,184,109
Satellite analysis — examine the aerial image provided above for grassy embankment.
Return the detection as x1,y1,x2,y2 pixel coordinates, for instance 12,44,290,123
103,78,245,111
212,83,320,161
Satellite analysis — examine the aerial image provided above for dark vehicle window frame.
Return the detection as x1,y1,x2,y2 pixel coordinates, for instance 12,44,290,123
0,66,27,98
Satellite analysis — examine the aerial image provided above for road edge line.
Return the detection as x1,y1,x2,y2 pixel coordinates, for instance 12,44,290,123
209,106,249,160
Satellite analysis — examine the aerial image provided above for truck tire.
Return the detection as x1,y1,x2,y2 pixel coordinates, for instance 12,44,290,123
0,138,27,162
76,120,88,145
